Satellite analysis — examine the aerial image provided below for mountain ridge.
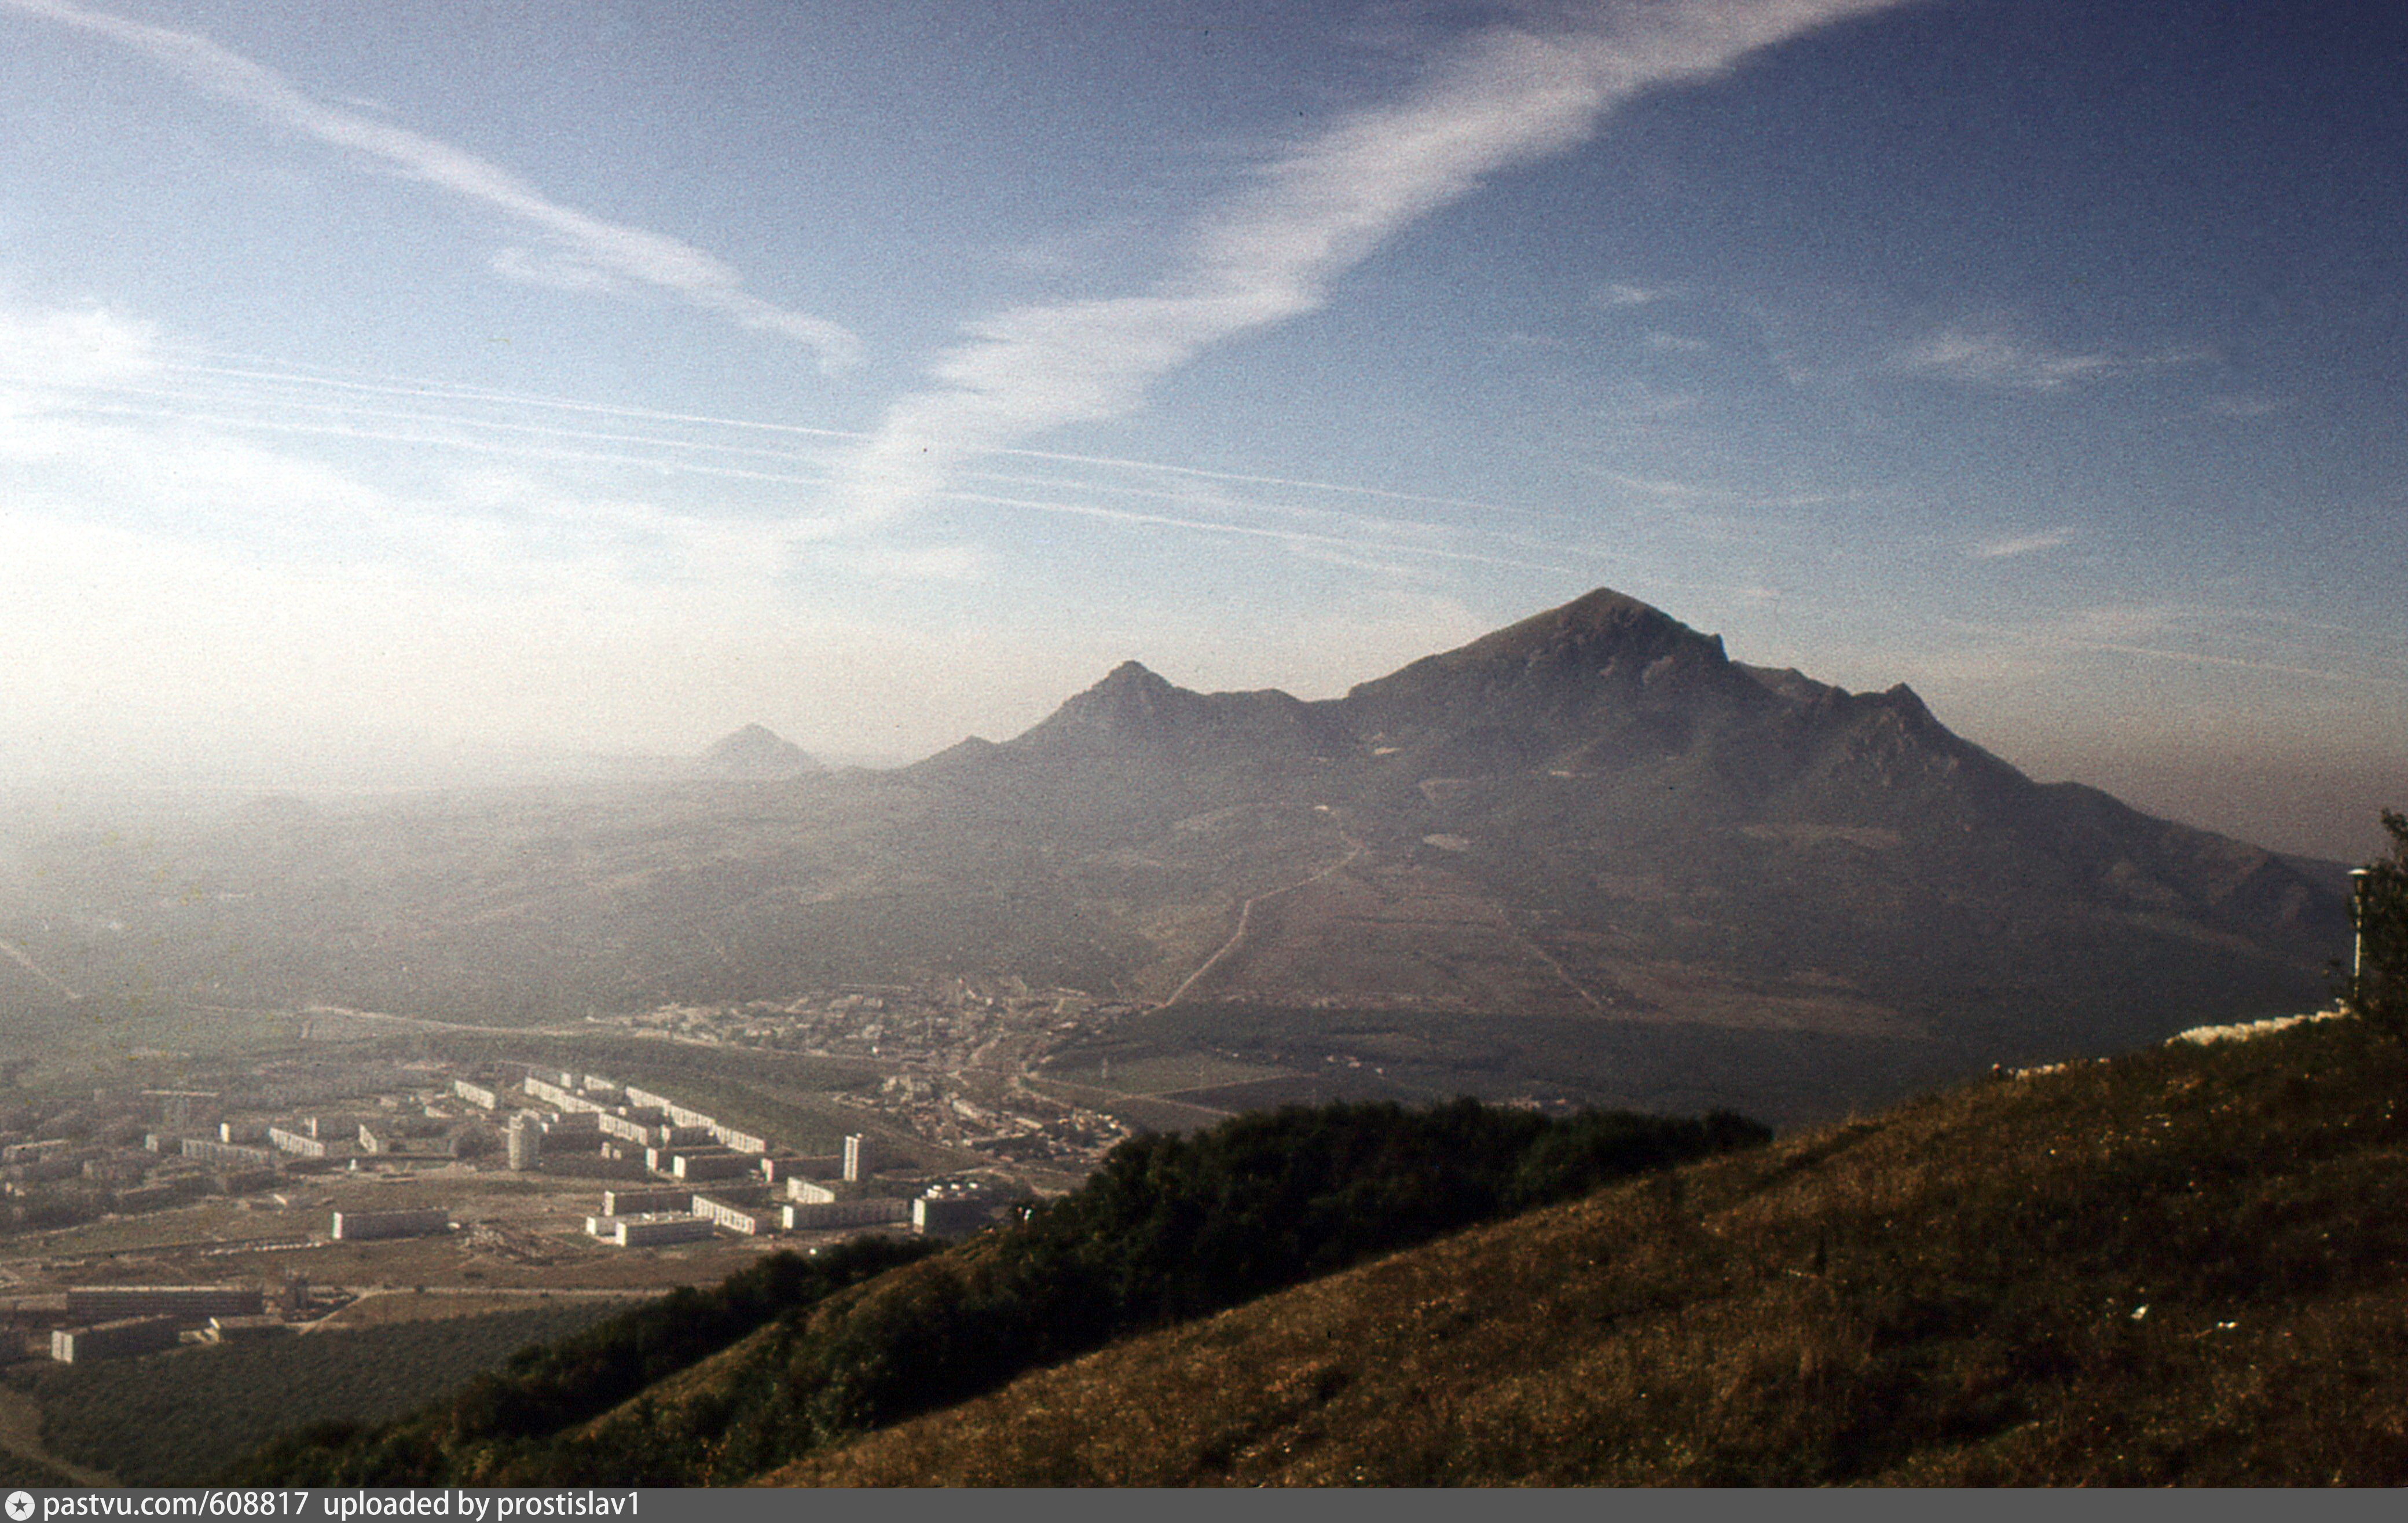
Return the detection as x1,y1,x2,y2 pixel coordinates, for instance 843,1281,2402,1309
0,586,2348,1124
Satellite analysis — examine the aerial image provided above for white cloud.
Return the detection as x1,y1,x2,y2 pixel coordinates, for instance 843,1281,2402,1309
836,0,1914,525
1595,281,1680,308
1890,326,2207,392
1969,527,2074,560
489,247,624,294
3,0,857,370
0,303,159,391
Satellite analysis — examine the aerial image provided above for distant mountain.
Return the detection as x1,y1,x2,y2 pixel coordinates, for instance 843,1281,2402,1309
5,589,2350,1122
912,587,2344,1114
699,724,819,778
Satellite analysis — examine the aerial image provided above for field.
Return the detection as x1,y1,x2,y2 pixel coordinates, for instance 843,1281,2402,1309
1042,1000,1974,1127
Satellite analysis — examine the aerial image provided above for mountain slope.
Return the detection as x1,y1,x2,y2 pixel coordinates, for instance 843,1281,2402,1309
5,588,2348,1121
771,1014,2408,1487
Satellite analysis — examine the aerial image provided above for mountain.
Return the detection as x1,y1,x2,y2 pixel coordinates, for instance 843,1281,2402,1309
0,588,2351,1122
915,588,2344,1112
700,724,820,778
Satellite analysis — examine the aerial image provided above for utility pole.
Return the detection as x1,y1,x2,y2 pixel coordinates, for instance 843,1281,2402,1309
2351,867,2373,1001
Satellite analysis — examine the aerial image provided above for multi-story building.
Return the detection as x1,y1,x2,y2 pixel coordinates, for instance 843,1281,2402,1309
600,1187,691,1217
912,1196,997,1238
52,1315,181,1363
596,1113,653,1144
65,1285,264,1321
507,1114,541,1171
203,1315,291,1342
783,1199,910,1231
670,1151,754,1181
690,1193,777,1235
267,1127,329,1159
607,1212,716,1247
179,1138,276,1169
329,1209,450,1241
452,1080,501,1110
523,1078,609,1115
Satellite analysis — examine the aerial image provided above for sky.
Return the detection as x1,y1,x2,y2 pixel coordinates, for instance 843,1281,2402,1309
0,0,2402,859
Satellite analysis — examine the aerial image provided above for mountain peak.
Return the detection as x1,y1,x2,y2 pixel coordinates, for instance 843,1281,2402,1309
1482,587,1716,662
701,723,819,777
1010,660,1210,756
1339,587,1753,741
1097,659,1171,690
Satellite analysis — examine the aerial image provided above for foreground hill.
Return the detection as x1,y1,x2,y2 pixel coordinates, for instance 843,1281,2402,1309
770,1015,2408,1486
0,589,2348,1120
229,1103,1764,1486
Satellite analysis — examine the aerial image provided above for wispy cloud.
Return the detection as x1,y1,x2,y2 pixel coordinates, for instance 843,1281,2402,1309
2201,392,2295,419
836,0,1913,523
1645,331,1711,352
2,0,858,369
2,301,1584,594
1930,606,2408,691
1595,280,1681,309
489,247,624,295
0,303,159,392
1970,527,2074,560
1889,326,2207,392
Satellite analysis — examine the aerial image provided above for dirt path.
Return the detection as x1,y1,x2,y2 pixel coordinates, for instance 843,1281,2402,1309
0,1381,115,1488
1157,830,1363,1009
0,938,79,1001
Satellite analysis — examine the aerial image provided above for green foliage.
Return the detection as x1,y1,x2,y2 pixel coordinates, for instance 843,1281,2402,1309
785,1020,2408,1487
2347,810,2408,1037
21,1304,622,1486
230,1099,1768,1487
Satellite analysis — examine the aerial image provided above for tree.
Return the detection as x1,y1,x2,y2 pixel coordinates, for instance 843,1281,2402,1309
2345,809,2408,1037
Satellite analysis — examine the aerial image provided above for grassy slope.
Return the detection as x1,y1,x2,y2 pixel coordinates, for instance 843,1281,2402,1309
769,1017,2408,1486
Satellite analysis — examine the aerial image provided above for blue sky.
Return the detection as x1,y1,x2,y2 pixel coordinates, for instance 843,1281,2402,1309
0,0,2400,858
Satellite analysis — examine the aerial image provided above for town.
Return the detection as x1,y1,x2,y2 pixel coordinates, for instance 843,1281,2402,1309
0,1044,1102,1365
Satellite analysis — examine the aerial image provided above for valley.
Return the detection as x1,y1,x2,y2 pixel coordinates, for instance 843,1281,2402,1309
0,588,2367,1484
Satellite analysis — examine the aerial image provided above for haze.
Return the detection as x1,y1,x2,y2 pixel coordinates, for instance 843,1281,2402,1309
1,0,2400,860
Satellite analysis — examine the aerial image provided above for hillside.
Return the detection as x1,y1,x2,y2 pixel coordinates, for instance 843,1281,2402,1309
226,1103,1767,1486
769,1014,2408,1486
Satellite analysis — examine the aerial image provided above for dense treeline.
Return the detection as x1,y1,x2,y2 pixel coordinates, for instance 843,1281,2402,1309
232,1100,1768,1485
423,1236,935,1442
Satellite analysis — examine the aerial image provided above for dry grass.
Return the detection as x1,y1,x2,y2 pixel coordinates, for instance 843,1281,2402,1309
768,1020,2408,1486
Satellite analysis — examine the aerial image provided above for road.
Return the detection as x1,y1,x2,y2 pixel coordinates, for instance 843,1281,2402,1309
0,937,79,1001
1158,826,1364,1009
